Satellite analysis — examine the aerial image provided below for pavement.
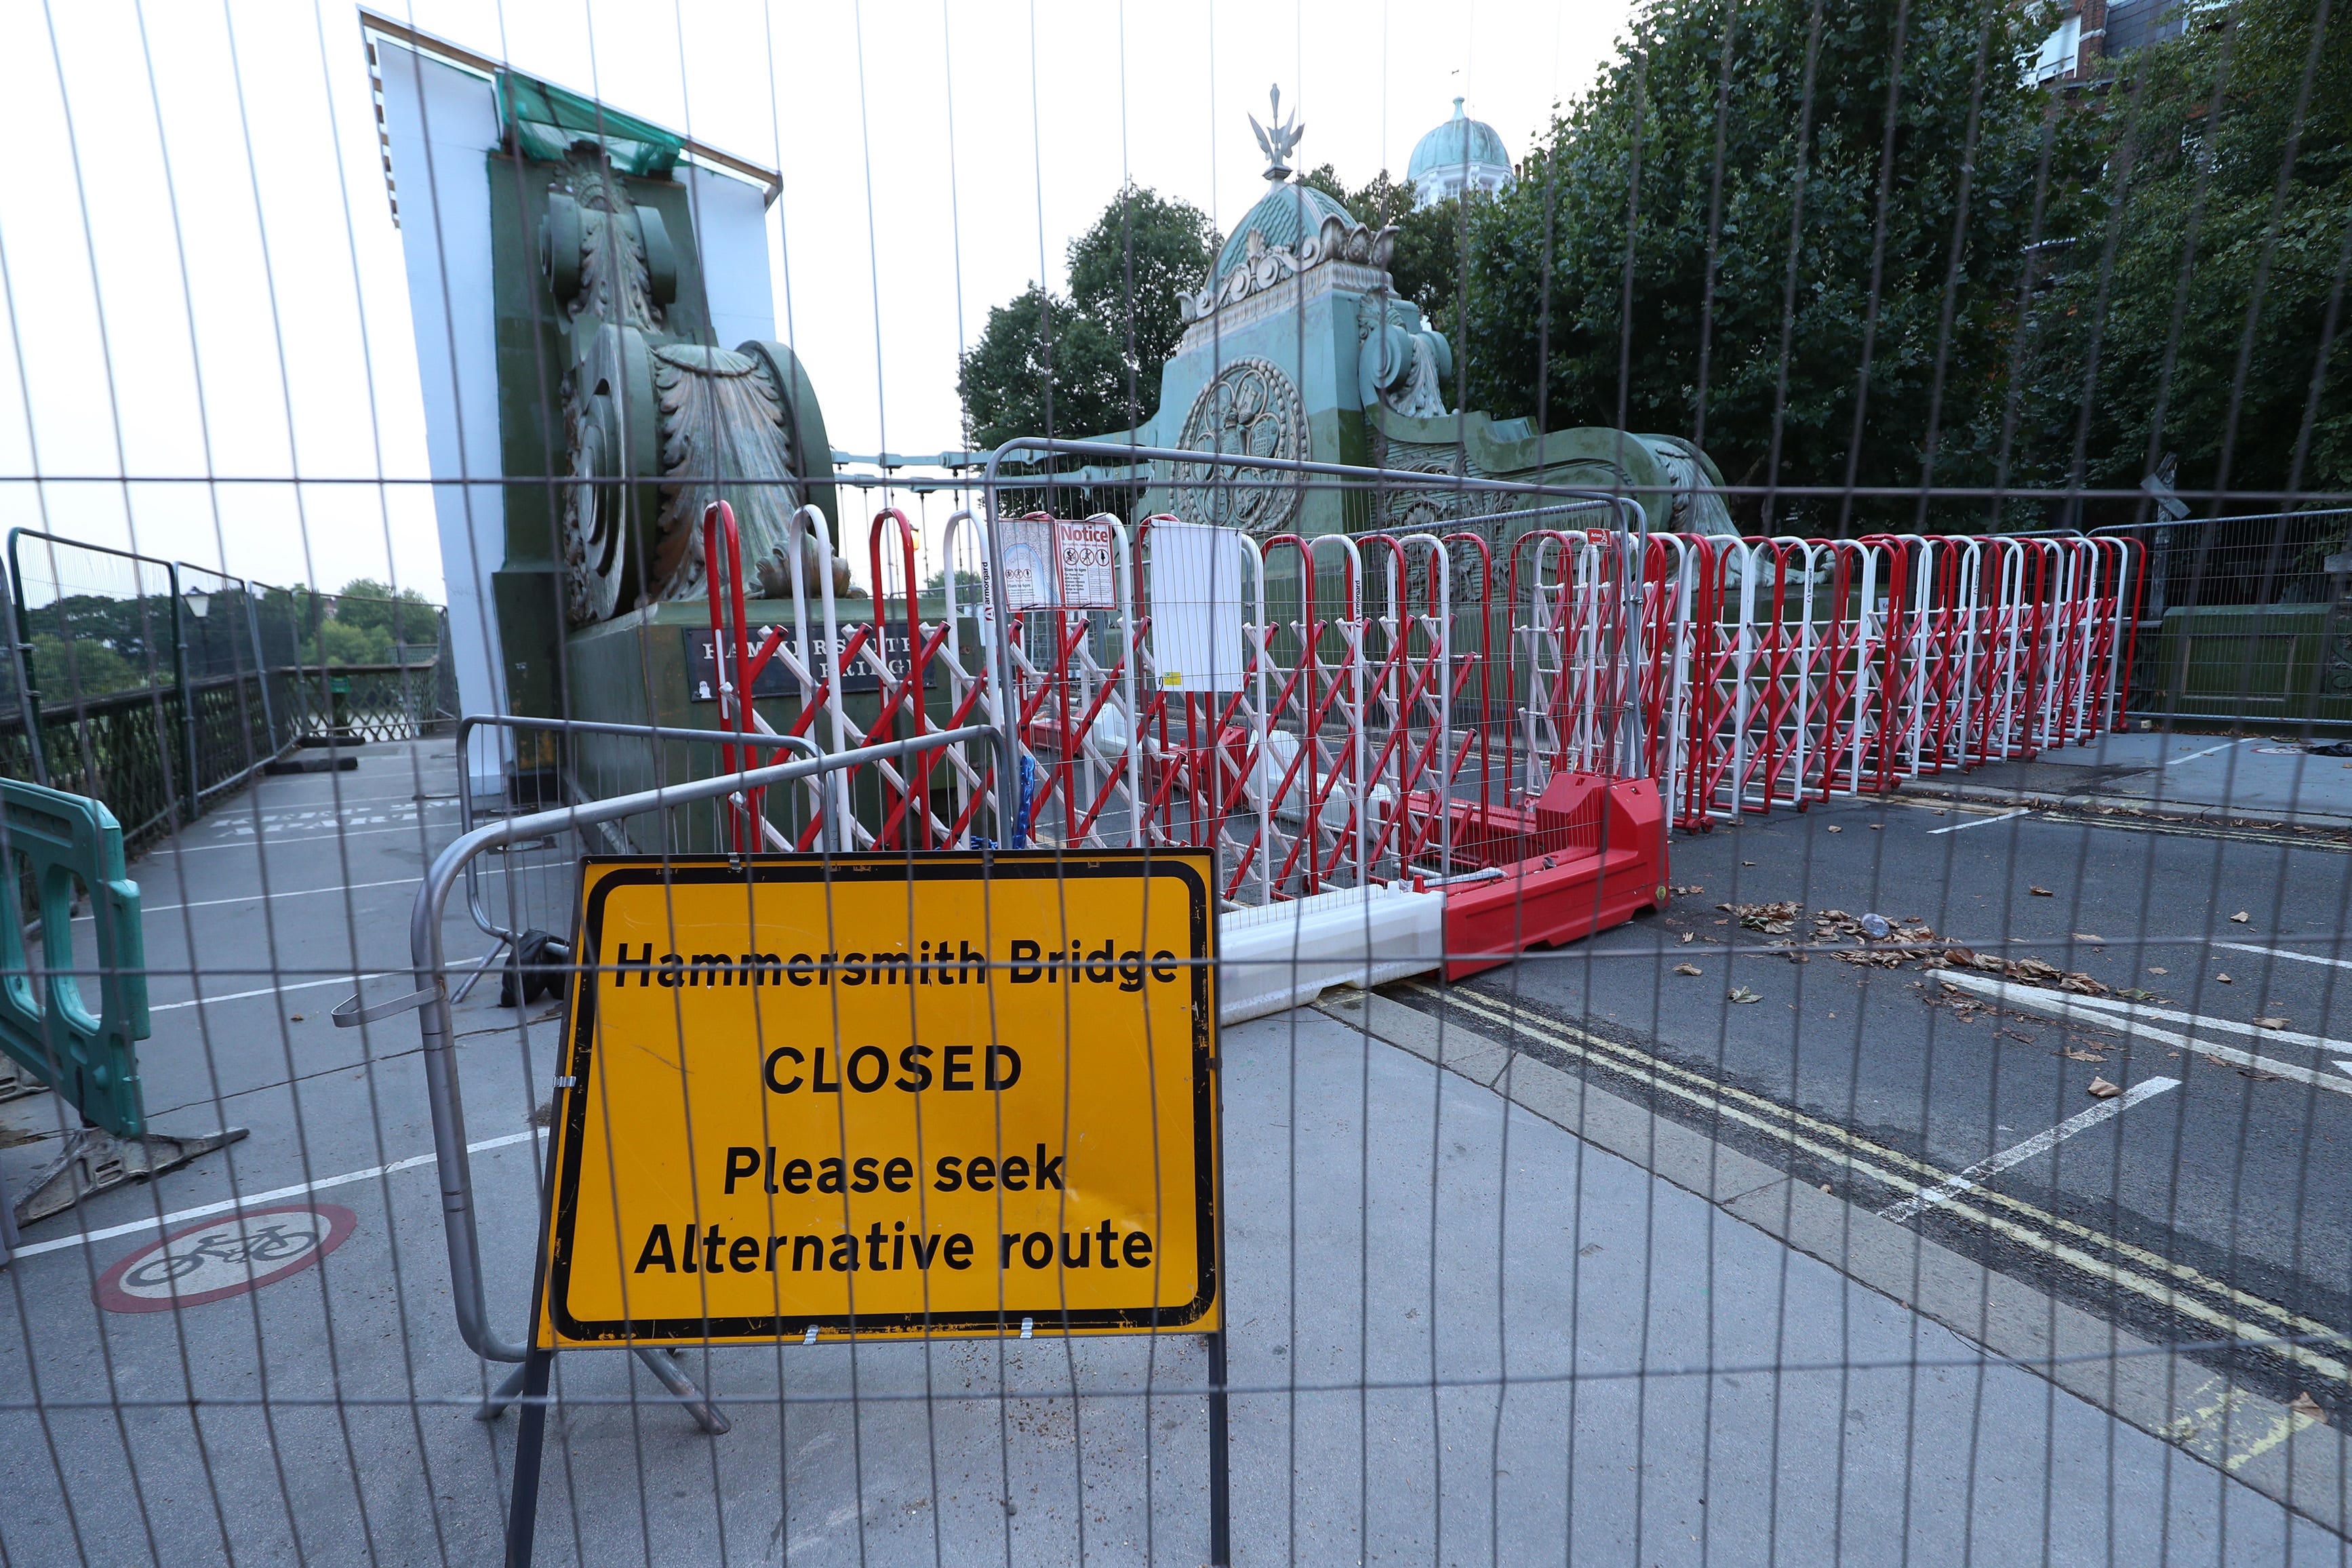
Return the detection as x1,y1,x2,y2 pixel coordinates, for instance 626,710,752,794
0,738,2345,1563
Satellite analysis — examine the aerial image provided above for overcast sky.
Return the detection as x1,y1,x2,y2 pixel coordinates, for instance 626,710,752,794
1,0,1638,602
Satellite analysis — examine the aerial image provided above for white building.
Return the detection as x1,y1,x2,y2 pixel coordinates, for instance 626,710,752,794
1407,98,1514,209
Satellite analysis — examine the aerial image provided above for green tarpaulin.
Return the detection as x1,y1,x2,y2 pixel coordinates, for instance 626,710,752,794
497,70,683,178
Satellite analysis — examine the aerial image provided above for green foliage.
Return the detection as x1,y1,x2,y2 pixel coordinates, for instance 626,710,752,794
24,592,170,667
310,618,395,666
330,578,441,649
27,632,146,701
2018,0,2351,510
1066,187,1222,420
920,567,984,597
1298,164,1465,330
1457,0,2090,529
959,186,1218,451
957,286,1128,454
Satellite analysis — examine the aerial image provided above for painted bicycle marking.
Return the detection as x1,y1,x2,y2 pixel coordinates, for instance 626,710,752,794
93,1203,357,1313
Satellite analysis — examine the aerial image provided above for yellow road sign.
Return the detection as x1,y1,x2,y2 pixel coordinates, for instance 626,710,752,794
534,851,1219,1346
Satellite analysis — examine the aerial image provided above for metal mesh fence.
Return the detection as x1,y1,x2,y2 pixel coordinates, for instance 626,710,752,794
2,2,2351,1565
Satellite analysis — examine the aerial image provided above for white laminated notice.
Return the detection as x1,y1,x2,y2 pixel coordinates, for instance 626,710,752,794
1147,521,1247,693
1057,518,1117,608
983,517,1054,613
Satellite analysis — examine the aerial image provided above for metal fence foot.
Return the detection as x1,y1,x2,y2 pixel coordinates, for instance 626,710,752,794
634,1346,732,1435
0,1056,47,1104
450,938,513,1006
477,1359,532,1422
12,1125,252,1228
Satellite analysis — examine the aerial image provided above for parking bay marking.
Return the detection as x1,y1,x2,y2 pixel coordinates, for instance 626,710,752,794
1878,1077,2180,1224
1937,971,2352,1098
1413,982,2352,1386
8,1129,546,1261
148,973,400,1012
74,868,511,923
2215,941,2352,976
2006,987,2352,1056
1926,807,2031,835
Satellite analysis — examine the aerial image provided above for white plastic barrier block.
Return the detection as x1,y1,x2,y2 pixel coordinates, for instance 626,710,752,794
1216,883,1447,1026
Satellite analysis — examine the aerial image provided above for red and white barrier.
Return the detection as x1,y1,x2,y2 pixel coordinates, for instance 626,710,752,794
698,504,2140,1018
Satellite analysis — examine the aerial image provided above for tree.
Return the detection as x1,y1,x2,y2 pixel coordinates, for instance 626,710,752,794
28,632,144,701
1298,164,1464,331
1456,0,2092,530
959,186,1218,451
2018,0,2351,515
331,578,441,650
957,286,1128,453
308,619,394,667
1065,186,1221,423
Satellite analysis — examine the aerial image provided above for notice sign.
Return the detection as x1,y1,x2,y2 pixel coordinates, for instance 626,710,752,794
983,517,1117,611
1056,518,1117,608
535,851,1218,1347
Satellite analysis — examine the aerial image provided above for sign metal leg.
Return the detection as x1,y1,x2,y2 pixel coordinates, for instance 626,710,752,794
1207,1329,1231,1567
502,1348,554,1568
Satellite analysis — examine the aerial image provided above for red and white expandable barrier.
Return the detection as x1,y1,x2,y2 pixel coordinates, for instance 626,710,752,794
701,505,2139,1019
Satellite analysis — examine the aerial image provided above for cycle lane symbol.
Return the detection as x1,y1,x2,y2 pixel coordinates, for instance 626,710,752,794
93,1203,359,1314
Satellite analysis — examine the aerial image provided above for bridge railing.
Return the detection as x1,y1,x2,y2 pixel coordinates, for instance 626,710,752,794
0,529,455,846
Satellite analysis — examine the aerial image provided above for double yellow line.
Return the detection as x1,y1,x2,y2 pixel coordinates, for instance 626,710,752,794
1407,980,2351,1387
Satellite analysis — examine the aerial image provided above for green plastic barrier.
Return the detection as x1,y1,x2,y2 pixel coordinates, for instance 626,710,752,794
0,779,148,1138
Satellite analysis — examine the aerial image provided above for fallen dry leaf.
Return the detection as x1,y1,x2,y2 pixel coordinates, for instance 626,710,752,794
2086,1077,2123,1100
2290,1392,2329,1425
2072,933,2102,943
2216,972,2233,984
1680,931,1695,944
1869,824,1883,830
2255,1017,2291,1030
2063,1048,2108,1062
289,1013,304,1022
1825,825,1842,833
1673,963,1703,977
1728,986,1762,1004
2148,966,2168,976
2230,910,2251,923
2029,885,2054,897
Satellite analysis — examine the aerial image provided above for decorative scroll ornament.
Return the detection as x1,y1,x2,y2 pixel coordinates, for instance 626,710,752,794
1168,358,1309,536
549,147,851,624
1357,301,1454,420
1180,214,1398,323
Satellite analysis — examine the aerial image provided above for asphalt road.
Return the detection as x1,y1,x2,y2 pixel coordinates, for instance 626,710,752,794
1425,789,2352,1412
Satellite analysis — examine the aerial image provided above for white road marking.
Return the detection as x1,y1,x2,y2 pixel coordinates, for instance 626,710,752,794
148,973,399,1012
1879,1077,2180,1224
2337,1061,2352,1079
1926,807,2031,835
2215,941,2352,975
158,825,449,853
1416,983,2352,1385
1936,971,2352,1098
2162,740,2243,767
73,874,473,923
6,1129,546,1260
2033,989,2352,1055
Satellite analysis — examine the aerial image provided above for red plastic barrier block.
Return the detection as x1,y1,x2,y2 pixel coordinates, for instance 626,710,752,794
1441,773,1670,980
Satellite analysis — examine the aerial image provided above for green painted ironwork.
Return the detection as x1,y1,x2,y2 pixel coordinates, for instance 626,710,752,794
496,68,682,177
0,777,149,1138
2,529,457,846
